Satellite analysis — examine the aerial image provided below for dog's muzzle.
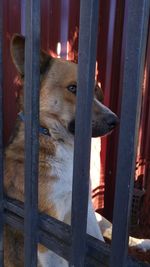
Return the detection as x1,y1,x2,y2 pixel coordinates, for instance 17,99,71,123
91,112,119,137
91,98,119,137
68,111,119,138
68,98,119,137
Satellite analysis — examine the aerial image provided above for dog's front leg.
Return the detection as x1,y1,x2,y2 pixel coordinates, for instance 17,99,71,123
96,212,150,252
38,201,71,267
38,245,68,267
87,196,104,241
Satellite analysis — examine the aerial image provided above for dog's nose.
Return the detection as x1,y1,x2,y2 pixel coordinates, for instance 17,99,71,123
106,114,119,130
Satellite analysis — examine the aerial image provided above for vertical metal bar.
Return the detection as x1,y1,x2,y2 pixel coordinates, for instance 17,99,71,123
70,1,99,266
110,1,150,267
0,0,4,266
24,1,40,266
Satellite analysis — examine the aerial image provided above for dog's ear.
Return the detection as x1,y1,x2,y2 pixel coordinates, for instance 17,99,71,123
10,34,52,78
10,34,25,76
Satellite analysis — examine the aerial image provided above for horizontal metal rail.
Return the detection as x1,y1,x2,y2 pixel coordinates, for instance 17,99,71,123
4,198,150,267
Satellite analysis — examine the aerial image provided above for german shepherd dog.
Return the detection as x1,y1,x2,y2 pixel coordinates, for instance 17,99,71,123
4,35,149,267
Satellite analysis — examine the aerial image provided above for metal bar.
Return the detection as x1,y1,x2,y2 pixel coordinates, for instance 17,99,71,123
110,1,150,267
24,1,40,266
70,1,99,266
4,198,150,267
0,0,4,266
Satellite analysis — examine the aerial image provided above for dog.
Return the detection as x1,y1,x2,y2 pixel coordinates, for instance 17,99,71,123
5,34,149,267
3,33,119,267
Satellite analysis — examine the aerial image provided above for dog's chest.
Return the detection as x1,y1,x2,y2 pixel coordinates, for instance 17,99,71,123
48,142,74,220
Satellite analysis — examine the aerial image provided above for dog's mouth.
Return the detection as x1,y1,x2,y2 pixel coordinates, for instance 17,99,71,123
68,119,75,135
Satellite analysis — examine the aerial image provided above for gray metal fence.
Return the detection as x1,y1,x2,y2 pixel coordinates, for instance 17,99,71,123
0,0,150,267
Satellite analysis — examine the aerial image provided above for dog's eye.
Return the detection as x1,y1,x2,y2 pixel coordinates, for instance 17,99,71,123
67,84,77,94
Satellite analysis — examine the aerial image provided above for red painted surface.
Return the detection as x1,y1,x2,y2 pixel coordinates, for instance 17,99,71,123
3,0,150,223
105,1,126,220
136,25,150,189
41,0,61,53
97,0,125,220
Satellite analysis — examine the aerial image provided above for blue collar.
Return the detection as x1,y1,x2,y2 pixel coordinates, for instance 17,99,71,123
18,112,51,137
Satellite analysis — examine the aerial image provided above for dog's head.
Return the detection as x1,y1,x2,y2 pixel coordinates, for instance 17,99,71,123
11,34,119,141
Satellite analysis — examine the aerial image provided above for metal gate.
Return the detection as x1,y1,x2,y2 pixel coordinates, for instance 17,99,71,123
0,0,150,267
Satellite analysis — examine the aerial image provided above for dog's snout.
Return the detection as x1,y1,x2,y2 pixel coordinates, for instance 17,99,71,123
106,114,119,130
